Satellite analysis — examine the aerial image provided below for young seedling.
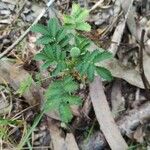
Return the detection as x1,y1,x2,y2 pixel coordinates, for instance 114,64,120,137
31,3,113,123
18,3,113,149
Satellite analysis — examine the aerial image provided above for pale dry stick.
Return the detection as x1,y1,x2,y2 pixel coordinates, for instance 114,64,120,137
0,0,55,59
65,133,79,150
89,77,128,150
12,104,39,120
121,0,139,41
89,0,104,12
109,0,134,55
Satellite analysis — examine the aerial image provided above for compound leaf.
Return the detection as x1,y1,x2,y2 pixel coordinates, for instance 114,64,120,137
64,3,91,31
34,53,48,61
36,36,52,45
59,104,73,123
76,9,89,22
87,64,95,81
31,24,49,35
64,81,78,93
94,51,112,63
48,18,59,37
63,95,82,105
41,61,53,69
76,22,91,32
96,66,113,81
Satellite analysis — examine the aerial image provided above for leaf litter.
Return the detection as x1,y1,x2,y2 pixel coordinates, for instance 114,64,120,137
0,0,150,149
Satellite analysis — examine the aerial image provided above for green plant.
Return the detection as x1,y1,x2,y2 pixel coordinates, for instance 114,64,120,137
44,76,82,123
16,75,32,97
31,3,113,123
0,118,21,140
64,3,91,31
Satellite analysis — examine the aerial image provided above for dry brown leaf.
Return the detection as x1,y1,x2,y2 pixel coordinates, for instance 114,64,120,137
48,119,67,150
133,127,145,143
99,58,144,88
103,52,150,89
89,76,128,150
111,79,125,118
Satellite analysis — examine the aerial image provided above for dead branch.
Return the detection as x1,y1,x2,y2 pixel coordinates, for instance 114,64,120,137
89,0,104,12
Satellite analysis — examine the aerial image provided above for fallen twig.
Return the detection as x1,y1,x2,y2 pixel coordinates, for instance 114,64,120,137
109,0,134,55
89,0,104,12
89,76,128,150
0,0,55,59
121,0,139,41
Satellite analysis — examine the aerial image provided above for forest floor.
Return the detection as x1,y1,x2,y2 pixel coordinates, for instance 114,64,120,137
0,0,150,149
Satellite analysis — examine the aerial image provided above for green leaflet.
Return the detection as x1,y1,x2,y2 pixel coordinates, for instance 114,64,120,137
94,51,113,63
76,50,113,82
75,35,90,53
31,24,49,35
48,18,59,37
43,77,81,123
59,104,73,123
34,53,48,61
96,66,113,81
57,28,67,42
41,61,53,69
76,22,91,32
64,16,74,24
87,64,95,81
16,75,32,96
36,36,53,45
64,3,91,31
32,18,70,49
